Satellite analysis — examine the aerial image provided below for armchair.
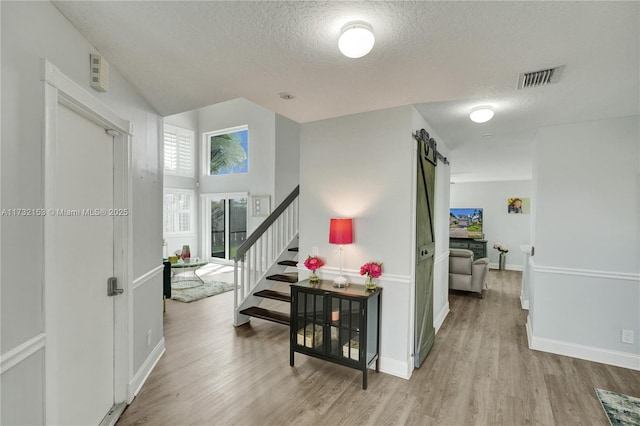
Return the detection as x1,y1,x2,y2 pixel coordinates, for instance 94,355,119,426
449,248,489,298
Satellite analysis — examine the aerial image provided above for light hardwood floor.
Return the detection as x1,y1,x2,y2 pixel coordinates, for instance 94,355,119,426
118,271,640,425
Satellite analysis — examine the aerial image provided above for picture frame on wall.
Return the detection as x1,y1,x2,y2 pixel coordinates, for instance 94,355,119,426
507,197,530,214
251,195,270,217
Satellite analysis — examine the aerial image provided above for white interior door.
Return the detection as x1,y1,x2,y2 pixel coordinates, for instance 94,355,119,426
50,104,115,425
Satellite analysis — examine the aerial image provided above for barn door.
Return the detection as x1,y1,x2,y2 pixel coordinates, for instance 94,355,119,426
414,135,436,368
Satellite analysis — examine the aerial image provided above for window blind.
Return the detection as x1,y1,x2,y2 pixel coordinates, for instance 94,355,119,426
163,189,194,235
164,124,194,177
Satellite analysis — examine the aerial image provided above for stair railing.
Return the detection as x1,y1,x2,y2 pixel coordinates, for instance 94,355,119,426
234,185,299,322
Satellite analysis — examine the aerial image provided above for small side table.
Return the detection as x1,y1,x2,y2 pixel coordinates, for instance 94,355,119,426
170,260,209,289
290,280,382,389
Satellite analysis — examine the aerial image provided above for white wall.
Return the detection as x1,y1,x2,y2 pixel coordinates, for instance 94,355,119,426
528,115,640,369
1,2,163,423
300,105,451,378
197,98,276,235
450,180,532,269
274,114,300,205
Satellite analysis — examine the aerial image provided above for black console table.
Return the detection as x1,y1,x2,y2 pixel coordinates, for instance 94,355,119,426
450,238,487,259
290,280,381,389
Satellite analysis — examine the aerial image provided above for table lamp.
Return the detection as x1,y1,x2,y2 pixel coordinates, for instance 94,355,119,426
329,218,353,287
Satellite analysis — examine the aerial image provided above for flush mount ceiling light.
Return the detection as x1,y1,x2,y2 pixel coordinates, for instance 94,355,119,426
338,22,375,58
469,106,494,123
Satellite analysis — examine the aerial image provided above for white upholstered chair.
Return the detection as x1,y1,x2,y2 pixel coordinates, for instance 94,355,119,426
448,248,489,298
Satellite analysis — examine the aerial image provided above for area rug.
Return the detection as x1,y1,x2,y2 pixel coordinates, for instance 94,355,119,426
596,388,640,426
170,279,236,303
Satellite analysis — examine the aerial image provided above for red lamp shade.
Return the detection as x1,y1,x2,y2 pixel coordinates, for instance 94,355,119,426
329,218,353,245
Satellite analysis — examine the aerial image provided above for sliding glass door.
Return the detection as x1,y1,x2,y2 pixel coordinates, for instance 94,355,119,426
228,198,247,259
210,200,226,259
202,193,247,261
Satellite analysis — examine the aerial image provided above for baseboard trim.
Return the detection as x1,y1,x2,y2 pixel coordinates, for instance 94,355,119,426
378,356,411,380
132,264,164,290
434,302,450,333
526,318,639,371
526,316,534,348
1,332,46,374
98,402,126,426
520,294,529,310
127,337,166,403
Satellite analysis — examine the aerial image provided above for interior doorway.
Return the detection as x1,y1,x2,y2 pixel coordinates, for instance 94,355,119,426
42,60,131,425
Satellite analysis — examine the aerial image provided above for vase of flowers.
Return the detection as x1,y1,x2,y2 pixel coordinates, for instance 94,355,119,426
181,245,191,262
304,255,325,284
493,242,508,270
360,261,383,290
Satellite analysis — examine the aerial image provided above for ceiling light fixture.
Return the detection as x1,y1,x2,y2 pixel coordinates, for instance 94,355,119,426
469,106,494,123
338,21,375,59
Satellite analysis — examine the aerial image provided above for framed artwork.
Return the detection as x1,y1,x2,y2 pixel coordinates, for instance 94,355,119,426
507,197,530,214
207,126,248,175
251,195,270,217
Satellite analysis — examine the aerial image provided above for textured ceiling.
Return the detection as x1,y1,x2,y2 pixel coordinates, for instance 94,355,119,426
53,1,639,182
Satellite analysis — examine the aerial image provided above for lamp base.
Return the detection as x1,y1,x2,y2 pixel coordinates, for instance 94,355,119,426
333,276,348,288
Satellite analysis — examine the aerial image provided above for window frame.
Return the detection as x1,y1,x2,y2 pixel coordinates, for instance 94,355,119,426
201,192,248,262
202,125,249,177
163,188,196,236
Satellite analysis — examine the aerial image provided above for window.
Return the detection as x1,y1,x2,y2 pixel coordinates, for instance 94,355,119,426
163,189,195,235
202,193,248,260
204,126,248,176
164,124,194,177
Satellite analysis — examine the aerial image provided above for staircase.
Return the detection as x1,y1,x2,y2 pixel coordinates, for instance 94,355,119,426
234,186,299,326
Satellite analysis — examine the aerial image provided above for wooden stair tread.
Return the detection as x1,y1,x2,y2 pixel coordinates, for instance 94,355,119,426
278,260,297,267
239,307,290,325
266,273,298,283
254,289,291,302
288,247,299,252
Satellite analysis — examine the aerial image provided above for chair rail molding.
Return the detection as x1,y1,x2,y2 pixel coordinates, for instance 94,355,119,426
0,333,46,374
530,259,640,282
306,266,412,286
132,264,165,290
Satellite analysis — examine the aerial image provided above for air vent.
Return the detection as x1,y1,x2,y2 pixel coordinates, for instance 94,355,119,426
517,65,565,90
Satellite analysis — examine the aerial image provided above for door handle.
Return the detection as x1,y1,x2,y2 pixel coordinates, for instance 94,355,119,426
107,277,123,296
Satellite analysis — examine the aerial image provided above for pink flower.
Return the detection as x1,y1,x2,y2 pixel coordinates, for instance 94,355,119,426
360,261,383,279
304,256,325,271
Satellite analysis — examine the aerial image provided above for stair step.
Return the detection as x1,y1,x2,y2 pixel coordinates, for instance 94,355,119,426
255,289,291,302
278,260,298,267
239,307,290,325
288,247,299,252
266,273,298,284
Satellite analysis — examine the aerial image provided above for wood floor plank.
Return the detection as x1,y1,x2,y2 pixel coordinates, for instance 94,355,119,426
117,270,640,426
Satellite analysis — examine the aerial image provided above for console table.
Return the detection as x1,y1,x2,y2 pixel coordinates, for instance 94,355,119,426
290,280,381,389
450,238,487,259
